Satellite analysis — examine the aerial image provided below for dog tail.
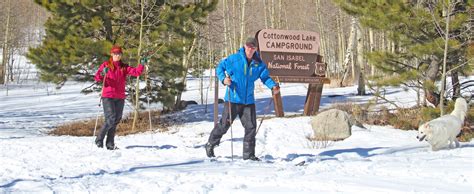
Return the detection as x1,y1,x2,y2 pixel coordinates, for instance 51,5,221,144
450,98,468,123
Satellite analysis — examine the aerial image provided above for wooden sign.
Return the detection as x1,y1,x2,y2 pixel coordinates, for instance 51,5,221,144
257,29,320,54
257,29,325,78
260,53,318,76
256,29,328,116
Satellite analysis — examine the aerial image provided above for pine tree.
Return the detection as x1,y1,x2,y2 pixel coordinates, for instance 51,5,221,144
335,0,473,106
27,0,217,109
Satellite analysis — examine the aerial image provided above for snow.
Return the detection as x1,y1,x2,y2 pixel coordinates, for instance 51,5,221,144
0,76,473,193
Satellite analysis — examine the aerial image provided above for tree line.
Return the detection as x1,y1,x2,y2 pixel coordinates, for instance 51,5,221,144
1,0,472,112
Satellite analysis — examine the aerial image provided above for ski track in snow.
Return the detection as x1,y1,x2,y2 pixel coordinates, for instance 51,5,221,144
1,78,473,193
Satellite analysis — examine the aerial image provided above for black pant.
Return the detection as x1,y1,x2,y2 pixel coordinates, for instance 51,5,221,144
96,98,124,147
208,102,257,158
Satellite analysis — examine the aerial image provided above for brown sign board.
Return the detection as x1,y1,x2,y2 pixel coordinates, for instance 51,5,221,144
260,52,317,76
257,29,326,81
254,29,327,117
257,29,320,54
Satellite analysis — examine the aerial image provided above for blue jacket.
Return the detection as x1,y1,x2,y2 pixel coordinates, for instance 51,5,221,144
217,47,277,105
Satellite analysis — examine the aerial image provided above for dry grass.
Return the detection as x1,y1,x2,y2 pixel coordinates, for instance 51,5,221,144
49,110,172,136
305,134,333,149
459,106,474,142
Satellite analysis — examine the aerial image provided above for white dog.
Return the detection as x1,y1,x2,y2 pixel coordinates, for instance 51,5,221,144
417,98,468,151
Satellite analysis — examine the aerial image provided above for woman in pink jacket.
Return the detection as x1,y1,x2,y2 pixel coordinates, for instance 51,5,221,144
94,45,145,150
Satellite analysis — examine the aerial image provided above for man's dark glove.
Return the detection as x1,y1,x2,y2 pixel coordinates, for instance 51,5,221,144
272,85,280,95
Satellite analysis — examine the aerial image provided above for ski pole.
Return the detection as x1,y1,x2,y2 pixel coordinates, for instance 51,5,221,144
226,78,234,161
256,77,280,135
256,98,273,135
92,72,107,148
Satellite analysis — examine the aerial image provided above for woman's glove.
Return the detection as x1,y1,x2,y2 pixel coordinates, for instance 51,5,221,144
140,57,148,65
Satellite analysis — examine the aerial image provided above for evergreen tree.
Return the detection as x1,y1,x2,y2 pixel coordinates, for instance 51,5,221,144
335,0,473,106
27,0,217,109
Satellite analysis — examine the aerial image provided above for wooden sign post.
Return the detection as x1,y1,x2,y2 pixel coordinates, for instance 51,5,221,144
256,29,329,116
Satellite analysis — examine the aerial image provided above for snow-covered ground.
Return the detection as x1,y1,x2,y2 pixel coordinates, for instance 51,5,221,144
0,76,473,193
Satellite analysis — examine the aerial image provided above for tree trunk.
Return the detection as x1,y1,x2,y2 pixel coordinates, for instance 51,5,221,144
8,52,14,82
439,2,451,116
231,0,237,51
277,0,282,29
339,17,357,87
426,58,441,107
451,71,460,99
337,10,345,79
270,0,275,28
196,38,203,104
368,28,375,76
1,0,12,85
222,0,229,56
206,39,213,113
263,0,268,28
239,0,247,46
175,36,198,109
356,23,365,95
132,0,145,132
315,0,329,77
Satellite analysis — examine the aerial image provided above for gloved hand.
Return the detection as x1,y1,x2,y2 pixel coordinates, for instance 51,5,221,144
272,85,280,95
223,76,232,86
140,57,148,65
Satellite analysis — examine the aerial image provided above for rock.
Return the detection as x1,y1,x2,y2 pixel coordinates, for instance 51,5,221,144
310,109,352,141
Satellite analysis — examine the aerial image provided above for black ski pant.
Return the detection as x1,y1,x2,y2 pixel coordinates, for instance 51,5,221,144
208,102,257,159
96,98,124,147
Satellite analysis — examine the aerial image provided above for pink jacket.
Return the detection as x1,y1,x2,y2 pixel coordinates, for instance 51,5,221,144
94,61,144,99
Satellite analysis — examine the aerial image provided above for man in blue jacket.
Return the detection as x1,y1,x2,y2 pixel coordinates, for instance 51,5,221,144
205,37,280,161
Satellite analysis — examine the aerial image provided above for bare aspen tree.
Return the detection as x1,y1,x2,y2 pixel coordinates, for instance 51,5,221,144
222,0,229,56
262,0,268,29
381,31,386,52
174,29,198,110
350,19,360,82
283,7,289,30
239,0,247,46
231,0,237,51
368,28,375,76
339,17,357,87
356,22,365,95
132,0,146,132
270,0,275,28
336,10,347,79
1,0,11,85
314,0,327,75
277,0,282,29
439,1,452,116
197,38,203,104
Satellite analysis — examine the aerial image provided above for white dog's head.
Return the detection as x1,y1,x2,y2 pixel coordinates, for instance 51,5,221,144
416,123,433,142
